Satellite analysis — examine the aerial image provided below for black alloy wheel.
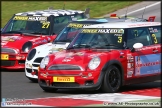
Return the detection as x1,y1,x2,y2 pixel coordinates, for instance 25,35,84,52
101,65,121,93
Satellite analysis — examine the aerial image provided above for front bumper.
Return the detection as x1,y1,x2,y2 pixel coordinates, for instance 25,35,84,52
38,70,104,90
25,57,44,78
1,53,27,70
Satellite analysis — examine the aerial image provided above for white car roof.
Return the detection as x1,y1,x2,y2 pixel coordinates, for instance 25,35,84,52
83,22,161,28
15,9,84,17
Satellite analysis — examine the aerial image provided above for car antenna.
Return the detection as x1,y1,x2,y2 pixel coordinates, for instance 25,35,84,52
124,2,130,19
141,5,147,19
63,2,65,10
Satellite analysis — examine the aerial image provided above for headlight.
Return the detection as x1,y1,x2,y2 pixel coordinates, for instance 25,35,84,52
40,56,50,69
22,42,32,53
27,48,36,61
88,56,101,70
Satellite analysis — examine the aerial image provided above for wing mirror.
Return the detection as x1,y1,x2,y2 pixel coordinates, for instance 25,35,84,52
131,43,143,52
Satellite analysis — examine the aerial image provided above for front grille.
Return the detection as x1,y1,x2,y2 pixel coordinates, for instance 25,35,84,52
32,64,40,67
33,69,38,76
1,60,15,66
48,65,82,70
52,82,80,87
18,60,25,64
26,68,32,73
26,68,38,76
1,48,16,54
34,57,44,63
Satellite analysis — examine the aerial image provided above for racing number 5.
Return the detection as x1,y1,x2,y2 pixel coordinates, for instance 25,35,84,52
42,23,50,28
152,34,158,44
118,36,122,43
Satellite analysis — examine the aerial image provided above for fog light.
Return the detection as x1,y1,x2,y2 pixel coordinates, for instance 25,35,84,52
40,73,47,78
46,80,50,86
16,56,21,60
88,73,92,77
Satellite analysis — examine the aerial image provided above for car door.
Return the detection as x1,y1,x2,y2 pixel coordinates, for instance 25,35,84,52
125,26,161,84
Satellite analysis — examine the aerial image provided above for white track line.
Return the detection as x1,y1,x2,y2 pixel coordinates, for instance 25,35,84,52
120,1,161,16
58,93,160,102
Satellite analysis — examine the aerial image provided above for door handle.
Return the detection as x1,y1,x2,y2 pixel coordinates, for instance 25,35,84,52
152,49,158,53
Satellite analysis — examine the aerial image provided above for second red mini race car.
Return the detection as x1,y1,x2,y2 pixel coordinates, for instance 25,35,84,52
38,21,161,93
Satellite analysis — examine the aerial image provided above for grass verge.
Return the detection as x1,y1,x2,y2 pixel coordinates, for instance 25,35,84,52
2,1,141,27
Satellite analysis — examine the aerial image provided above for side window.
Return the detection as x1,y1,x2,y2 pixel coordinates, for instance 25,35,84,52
148,26,161,44
127,27,152,48
53,16,71,34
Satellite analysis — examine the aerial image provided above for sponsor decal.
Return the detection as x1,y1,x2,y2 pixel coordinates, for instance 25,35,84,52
81,28,125,34
33,39,47,45
128,22,160,27
127,63,133,68
1,54,9,60
135,45,160,51
135,54,161,76
2,36,22,42
62,58,71,62
127,55,134,60
114,34,123,36
66,52,84,57
67,23,91,28
127,71,133,78
1,41,8,46
49,48,64,52
148,27,159,33
53,77,75,82
13,16,47,21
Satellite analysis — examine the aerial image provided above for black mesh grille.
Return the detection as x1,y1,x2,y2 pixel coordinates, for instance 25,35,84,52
1,48,16,54
33,57,43,63
1,60,15,66
26,68,32,73
52,82,80,87
32,64,40,67
48,65,81,70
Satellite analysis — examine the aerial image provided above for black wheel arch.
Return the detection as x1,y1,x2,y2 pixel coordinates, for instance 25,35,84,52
101,60,125,86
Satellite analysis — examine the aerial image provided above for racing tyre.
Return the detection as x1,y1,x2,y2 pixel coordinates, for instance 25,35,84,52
101,65,121,93
40,86,58,93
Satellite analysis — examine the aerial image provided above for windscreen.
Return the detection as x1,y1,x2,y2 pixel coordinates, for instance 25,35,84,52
53,23,91,43
68,28,126,49
2,15,51,35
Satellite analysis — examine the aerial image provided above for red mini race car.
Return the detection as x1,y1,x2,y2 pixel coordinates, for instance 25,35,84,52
1,8,89,70
38,21,161,93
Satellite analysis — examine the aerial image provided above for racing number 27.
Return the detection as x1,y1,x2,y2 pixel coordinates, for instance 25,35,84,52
118,36,122,43
42,23,50,28
152,34,158,44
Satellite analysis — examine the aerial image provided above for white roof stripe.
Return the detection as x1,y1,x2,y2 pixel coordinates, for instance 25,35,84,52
83,22,161,28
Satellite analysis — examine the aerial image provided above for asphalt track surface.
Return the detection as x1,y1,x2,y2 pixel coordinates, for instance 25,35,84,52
1,1,161,100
